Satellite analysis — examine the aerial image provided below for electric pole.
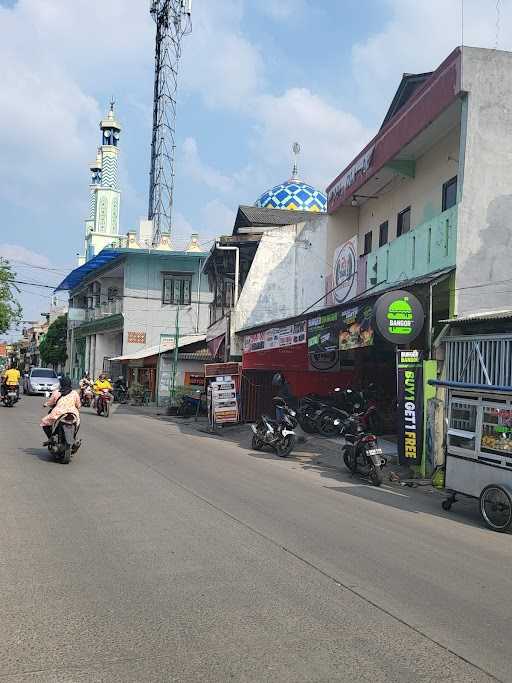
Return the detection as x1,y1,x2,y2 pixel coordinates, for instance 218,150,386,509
148,0,192,245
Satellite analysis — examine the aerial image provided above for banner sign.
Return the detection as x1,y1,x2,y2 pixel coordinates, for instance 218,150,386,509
204,362,240,378
332,236,358,304
243,322,306,353
374,290,425,345
397,350,424,466
308,350,340,372
208,377,239,425
307,303,374,354
327,145,376,208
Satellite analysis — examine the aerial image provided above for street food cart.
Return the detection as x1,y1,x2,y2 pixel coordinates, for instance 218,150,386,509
435,381,512,531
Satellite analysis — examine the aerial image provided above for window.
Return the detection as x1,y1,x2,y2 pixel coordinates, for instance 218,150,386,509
397,207,411,236
162,274,192,305
363,231,373,255
442,176,458,211
379,221,388,247
448,399,477,454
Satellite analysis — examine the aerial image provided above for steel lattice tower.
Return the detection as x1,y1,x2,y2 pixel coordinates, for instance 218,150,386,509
148,0,192,244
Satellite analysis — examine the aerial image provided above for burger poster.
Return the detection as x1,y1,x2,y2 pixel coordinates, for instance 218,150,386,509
338,305,374,350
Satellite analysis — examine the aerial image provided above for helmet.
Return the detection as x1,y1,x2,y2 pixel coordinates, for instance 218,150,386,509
272,372,284,386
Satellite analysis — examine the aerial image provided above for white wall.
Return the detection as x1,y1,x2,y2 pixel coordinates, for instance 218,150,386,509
456,47,512,316
233,216,328,335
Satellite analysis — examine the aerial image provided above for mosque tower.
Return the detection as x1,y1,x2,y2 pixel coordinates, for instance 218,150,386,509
83,101,122,261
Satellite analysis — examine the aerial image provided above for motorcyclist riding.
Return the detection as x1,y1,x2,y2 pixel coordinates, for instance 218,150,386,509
92,373,113,406
1,364,21,401
41,376,81,445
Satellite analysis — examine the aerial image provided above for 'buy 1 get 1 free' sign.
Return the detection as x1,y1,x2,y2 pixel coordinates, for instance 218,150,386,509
397,350,424,466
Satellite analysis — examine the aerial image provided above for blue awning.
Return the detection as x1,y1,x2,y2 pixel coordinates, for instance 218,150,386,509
55,250,124,292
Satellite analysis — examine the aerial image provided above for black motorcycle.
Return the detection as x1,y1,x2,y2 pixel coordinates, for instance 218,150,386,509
342,415,386,486
1,385,18,407
47,413,81,464
251,397,297,457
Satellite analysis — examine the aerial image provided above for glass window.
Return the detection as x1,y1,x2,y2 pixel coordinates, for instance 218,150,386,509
162,275,192,305
481,405,512,455
448,400,477,452
363,231,373,255
442,176,458,211
379,221,388,247
397,207,411,236
31,369,57,379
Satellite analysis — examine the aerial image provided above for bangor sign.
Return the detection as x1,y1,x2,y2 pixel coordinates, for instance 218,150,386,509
374,290,425,345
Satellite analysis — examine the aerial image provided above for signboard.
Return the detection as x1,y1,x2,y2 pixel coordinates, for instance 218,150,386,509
204,362,240,378
184,372,204,387
332,236,358,304
208,377,239,425
327,145,376,208
308,350,340,372
0,342,7,357
397,350,424,466
307,303,374,354
243,322,306,353
374,290,424,345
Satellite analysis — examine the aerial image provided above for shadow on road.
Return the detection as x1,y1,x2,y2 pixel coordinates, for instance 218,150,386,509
22,447,56,463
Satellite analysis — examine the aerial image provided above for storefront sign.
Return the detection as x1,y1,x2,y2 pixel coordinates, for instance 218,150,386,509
204,362,240,378
374,290,424,345
308,350,340,372
332,236,358,304
243,322,306,353
208,378,239,425
397,350,424,466
184,372,204,386
308,303,374,354
327,145,375,207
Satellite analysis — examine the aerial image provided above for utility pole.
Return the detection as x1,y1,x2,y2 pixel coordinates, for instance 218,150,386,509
148,0,192,245
170,302,180,406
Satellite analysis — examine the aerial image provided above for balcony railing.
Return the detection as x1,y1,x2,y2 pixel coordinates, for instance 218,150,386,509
85,299,123,322
365,205,457,292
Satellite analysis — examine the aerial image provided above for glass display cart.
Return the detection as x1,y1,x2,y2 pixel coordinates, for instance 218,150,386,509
444,388,512,531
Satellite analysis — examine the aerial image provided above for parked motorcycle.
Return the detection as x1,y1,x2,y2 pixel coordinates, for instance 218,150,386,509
251,397,297,457
176,389,204,418
96,389,112,417
1,386,19,407
296,394,326,433
113,385,128,404
342,415,386,486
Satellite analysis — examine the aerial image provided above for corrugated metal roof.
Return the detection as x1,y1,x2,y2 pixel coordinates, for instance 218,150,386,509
110,335,206,361
441,310,512,324
233,205,324,232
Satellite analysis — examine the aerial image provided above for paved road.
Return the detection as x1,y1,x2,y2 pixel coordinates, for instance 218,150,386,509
1,396,511,682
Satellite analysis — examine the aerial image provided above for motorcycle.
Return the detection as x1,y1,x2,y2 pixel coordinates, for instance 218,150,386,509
96,389,112,417
80,385,94,408
296,394,326,433
1,385,19,407
251,397,297,457
47,412,80,464
176,389,204,418
341,415,386,486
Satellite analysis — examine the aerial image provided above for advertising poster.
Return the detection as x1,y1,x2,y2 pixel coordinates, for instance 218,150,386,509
243,322,306,353
397,350,424,466
208,377,239,425
374,290,425,345
338,304,374,350
332,236,358,304
307,312,340,353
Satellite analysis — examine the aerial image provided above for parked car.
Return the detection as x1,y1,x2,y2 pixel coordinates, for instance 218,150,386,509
24,368,60,395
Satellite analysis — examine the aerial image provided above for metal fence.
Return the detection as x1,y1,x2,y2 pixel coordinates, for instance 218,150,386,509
444,334,512,387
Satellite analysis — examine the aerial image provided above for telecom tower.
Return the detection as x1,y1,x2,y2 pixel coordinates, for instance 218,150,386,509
148,0,192,245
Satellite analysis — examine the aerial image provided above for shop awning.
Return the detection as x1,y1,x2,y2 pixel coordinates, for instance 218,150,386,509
440,310,512,324
429,379,512,393
110,334,206,362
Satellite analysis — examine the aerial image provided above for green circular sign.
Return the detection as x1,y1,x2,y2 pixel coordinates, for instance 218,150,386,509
374,290,424,345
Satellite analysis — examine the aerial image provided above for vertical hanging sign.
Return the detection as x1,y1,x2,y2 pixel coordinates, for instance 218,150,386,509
397,350,424,466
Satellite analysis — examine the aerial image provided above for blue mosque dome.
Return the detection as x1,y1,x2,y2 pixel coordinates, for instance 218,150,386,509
255,143,327,213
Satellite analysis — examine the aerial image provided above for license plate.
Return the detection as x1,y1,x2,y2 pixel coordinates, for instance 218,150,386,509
367,448,383,456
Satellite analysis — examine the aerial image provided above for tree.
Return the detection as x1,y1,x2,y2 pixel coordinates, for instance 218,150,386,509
39,314,68,368
0,258,22,335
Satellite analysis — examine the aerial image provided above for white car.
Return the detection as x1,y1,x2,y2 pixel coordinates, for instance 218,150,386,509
24,368,60,395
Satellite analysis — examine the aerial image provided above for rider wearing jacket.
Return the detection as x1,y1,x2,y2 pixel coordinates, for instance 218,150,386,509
41,377,81,445
1,364,21,400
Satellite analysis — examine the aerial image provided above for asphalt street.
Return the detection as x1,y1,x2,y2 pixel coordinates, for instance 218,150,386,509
1,396,511,682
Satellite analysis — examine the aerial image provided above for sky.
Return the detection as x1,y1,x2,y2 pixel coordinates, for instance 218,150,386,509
1,0,511,335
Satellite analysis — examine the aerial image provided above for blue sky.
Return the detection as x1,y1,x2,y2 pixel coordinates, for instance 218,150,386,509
0,0,510,332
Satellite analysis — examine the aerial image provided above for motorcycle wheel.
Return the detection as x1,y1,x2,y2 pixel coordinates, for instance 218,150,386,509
342,447,354,472
97,403,102,416
276,434,295,458
104,401,110,417
317,411,340,437
368,465,383,486
61,445,71,464
299,417,317,434
251,434,264,451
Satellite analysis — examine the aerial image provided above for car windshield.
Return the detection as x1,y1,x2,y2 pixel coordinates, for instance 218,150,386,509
31,369,57,379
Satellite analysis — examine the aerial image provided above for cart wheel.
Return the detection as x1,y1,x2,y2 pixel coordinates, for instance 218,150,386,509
480,485,512,532
442,499,452,511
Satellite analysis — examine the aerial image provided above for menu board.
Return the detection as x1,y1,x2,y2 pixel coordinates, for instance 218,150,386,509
208,377,239,425
307,304,374,354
